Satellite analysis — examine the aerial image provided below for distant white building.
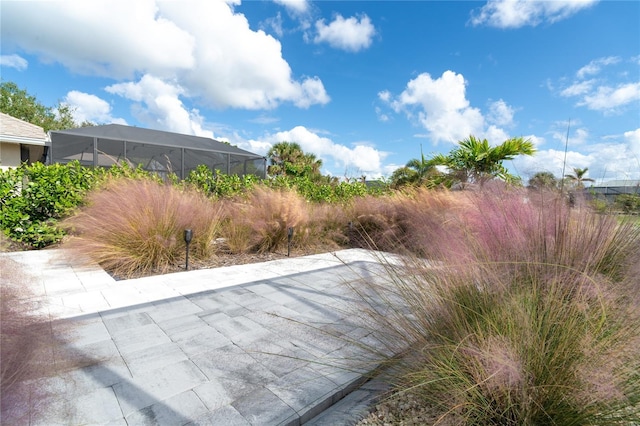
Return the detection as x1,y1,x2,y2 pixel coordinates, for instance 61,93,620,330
0,112,49,170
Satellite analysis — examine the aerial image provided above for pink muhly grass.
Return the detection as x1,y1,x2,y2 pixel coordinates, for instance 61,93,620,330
296,202,350,250
347,193,405,251
348,187,640,424
228,186,310,253
65,177,224,278
392,188,472,260
348,188,470,258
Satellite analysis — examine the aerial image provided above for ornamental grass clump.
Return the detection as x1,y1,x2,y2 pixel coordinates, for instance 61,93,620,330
225,186,310,253
355,187,640,425
65,178,224,278
348,188,469,258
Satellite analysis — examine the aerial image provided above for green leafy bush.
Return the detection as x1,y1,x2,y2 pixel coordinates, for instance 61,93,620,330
267,175,372,203
185,165,258,198
1,160,383,250
615,194,640,214
0,162,96,247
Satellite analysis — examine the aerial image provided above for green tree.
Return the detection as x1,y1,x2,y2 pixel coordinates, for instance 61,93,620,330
564,167,595,189
390,148,444,188
431,135,535,186
528,171,559,190
0,80,86,131
614,194,640,214
267,141,323,179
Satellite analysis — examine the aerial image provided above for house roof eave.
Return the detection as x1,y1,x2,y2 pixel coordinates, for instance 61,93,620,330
0,134,49,146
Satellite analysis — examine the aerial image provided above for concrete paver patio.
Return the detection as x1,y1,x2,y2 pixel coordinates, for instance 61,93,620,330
1,249,393,425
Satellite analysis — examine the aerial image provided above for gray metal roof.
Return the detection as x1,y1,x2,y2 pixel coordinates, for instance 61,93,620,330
51,124,260,157
591,180,640,188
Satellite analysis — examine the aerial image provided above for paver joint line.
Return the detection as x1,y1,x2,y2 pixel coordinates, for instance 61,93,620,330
3,248,394,425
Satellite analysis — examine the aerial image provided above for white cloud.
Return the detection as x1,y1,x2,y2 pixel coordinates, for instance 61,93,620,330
314,14,376,52
484,125,510,144
572,128,590,145
1,0,195,78
624,128,640,157
261,12,284,38
375,107,390,123
1,0,329,113
238,139,273,156
487,99,515,127
63,91,126,125
248,115,280,125
583,142,640,181
273,0,310,15
470,0,598,28
515,135,640,183
106,75,212,138
578,82,640,112
513,148,592,180
557,57,639,114
0,54,28,70
550,126,589,146
560,80,594,97
576,56,620,79
382,70,491,144
378,91,391,102
294,77,331,108
242,125,387,175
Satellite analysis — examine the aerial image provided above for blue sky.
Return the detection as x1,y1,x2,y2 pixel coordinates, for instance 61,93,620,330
2,0,639,183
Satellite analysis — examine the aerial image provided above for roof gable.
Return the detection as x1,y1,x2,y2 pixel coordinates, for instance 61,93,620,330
51,124,259,156
592,180,640,188
0,112,48,143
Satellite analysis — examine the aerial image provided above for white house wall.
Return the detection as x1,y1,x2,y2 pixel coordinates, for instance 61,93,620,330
0,141,22,170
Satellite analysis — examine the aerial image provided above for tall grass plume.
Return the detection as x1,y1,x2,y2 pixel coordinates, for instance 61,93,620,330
65,178,224,278
225,186,310,253
353,187,640,425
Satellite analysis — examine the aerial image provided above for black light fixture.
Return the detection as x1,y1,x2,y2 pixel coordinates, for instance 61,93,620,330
287,227,294,257
184,229,193,270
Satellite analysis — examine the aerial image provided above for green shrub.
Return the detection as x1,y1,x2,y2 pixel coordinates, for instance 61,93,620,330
615,194,640,214
96,161,166,183
185,165,258,198
0,161,96,248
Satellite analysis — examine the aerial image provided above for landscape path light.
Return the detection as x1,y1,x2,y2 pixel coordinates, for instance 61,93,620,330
184,229,193,270
287,227,294,257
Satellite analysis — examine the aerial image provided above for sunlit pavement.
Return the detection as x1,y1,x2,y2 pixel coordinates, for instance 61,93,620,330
2,249,393,425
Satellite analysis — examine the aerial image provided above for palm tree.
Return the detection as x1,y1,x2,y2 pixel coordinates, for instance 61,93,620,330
431,135,535,186
564,167,595,189
528,171,558,190
267,141,322,178
391,146,442,188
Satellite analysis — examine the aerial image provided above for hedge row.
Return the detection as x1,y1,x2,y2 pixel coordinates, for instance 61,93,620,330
0,162,389,248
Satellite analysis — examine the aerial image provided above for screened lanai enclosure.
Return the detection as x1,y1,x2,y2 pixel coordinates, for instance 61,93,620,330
49,124,266,179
